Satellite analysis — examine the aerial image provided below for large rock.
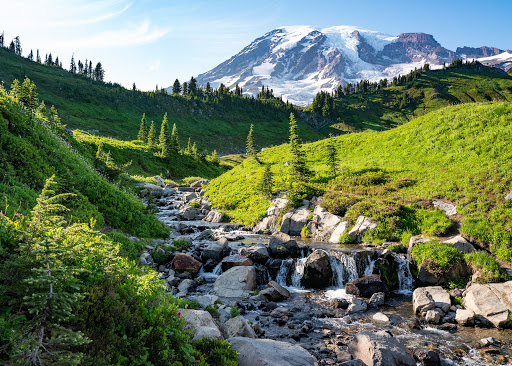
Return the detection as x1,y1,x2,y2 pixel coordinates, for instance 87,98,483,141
443,235,475,254
204,209,224,223
412,286,451,314
280,208,310,236
425,309,443,324
455,309,476,325
253,197,288,233
348,331,415,366
347,297,368,313
349,216,378,242
142,182,164,196
180,309,222,341
462,281,512,327
228,337,317,366
263,281,290,301
213,266,256,298
222,316,257,338
153,175,165,187
202,242,226,262
308,206,341,241
432,199,457,216
345,275,389,298
329,221,351,243
179,206,201,220
268,232,301,258
190,179,209,188
301,250,333,289
418,261,471,285
242,244,270,264
171,253,202,274
221,254,253,271
184,192,199,202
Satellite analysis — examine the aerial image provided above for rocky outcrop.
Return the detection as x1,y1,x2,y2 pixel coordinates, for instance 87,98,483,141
432,199,457,216
204,209,224,223
348,331,416,366
345,275,389,298
261,281,290,301
407,235,430,260
213,266,256,298
443,236,475,253
221,254,253,271
228,337,317,366
418,261,471,285
306,206,341,241
455,309,476,325
240,244,270,264
171,253,202,274
153,175,165,187
190,179,209,188
348,216,378,242
462,281,512,327
413,286,451,314
253,196,288,233
180,309,222,341
329,221,351,243
179,206,201,220
202,242,227,262
280,208,310,236
301,250,332,289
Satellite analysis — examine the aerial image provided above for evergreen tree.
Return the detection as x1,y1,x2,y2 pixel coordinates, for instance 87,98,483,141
10,79,20,100
70,54,76,73
188,77,197,95
36,49,41,63
191,142,198,160
170,123,180,153
147,120,156,148
55,56,60,68
259,164,274,198
19,77,38,110
132,82,136,91
48,105,63,128
205,82,212,96
211,150,219,165
78,60,83,74
326,133,337,177
10,176,90,365
36,100,47,118
182,82,188,95
186,137,192,154
89,60,93,78
47,53,53,65
28,49,33,61
0,31,3,48
93,62,104,81
246,124,256,157
9,40,15,52
14,36,21,55
172,79,181,95
137,113,147,142
159,113,170,157
289,113,309,181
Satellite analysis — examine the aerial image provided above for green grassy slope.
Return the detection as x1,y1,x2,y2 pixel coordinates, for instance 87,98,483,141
319,66,512,134
207,102,512,261
0,86,167,238
0,48,323,153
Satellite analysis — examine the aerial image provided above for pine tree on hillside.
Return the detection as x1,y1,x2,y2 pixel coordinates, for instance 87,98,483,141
94,62,104,81
205,82,212,96
0,31,4,47
36,100,47,118
172,79,181,95
159,113,170,157
36,49,41,63
211,150,219,165
170,123,180,153
14,36,21,55
70,54,76,73
10,176,90,365
10,79,20,100
326,133,337,177
186,137,192,154
48,105,64,128
28,49,33,61
191,142,198,160
19,77,38,110
246,124,256,157
9,40,14,52
182,82,188,95
137,113,147,143
188,77,197,95
147,120,156,148
289,113,309,181
259,164,274,198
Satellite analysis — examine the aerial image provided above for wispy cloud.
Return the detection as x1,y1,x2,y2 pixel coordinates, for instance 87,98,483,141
50,2,132,27
58,20,170,48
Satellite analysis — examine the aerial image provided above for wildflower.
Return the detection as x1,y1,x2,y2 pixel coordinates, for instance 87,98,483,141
0,212,4,217
27,223,30,228
14,212,21,217
177,311,182,317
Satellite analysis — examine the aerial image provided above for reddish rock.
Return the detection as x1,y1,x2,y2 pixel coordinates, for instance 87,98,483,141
171,253,202,274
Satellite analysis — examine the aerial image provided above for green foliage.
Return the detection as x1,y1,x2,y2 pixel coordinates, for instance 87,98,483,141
387,244,406,253
411,242,464,271
205,304,218,316
259,164,273,198
171,239,192,252
192,338,239,366
338,232,354,244
289,113,310,181
325,133,337,177
300,225,310,238
464,251,510,283
170,123,180,153
246,124,256,157
152,246,171,265
230,306,240,318
137,113,147,143
189,201,200,208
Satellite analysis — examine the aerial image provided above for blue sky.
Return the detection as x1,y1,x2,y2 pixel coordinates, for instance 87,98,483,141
1,0,510,90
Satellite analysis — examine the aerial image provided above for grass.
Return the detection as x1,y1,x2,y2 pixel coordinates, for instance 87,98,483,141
0,47,323,153
411,242,464,271
464,251,510,283
206,102,512,263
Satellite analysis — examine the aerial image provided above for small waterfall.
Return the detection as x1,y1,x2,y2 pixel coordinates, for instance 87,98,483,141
291,258,307,288
336,252,359,283
393,253,414,294
198,262,223,280
363,255,376,277
212,262,222,276
275,259,293,286
329,255,345,287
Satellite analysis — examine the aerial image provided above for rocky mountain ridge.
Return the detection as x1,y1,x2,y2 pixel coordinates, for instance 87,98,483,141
195,25,512,105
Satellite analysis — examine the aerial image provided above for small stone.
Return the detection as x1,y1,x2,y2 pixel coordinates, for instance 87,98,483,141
425,309,443,324
480,337,497,346
271,307,289,318
372,312,390,323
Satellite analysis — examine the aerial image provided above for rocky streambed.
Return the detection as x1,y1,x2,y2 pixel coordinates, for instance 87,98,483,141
137,179,512,366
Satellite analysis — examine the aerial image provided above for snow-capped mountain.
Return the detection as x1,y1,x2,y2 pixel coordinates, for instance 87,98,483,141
194,25,511,106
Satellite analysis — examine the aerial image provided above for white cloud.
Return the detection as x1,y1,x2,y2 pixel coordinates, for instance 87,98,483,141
149,59,161,71
50,2,133,27
57,20,169,48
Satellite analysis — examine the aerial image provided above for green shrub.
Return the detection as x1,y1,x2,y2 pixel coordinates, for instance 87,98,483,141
152,246,171,265
205,305,217,316
192,338,239,366
172,239,192,252
411,242,464,271
464,251,510,283
339,232,354,244
387,244,405,253
300,225,310,238
190,201,200,208
230,306,240,318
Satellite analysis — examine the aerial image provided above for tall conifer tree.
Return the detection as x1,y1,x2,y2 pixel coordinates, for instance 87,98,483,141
170,123,180,153
147,120,156,148
289,113,309,181
246,124,256,157
159,113,170,157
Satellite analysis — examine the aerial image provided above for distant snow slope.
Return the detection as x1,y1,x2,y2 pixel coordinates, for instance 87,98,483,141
192,26,509,106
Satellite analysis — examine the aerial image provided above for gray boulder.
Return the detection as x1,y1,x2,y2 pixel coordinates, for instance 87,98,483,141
462,281,512,327
455,309,476,325
153,175,165,187
348,331,415,366
308,206,341,241
425,309,443,324
228,337,317,366
413,286,451,314
190,179,209,188
349,216,378,242
262,281,290,301
506,191,512,200
184,192,199,202
368,292,386,308
301,250,333,289
202,242,226,262
142,182,164,196
242,244,270,264
180,309,222,341
432,199,457,216
347,297,368,314
280,208,310,236
346,275,389,298
213,266,256,298
268,232,301,258
221,254,253,271
179,206,201,220
443,235,475,254
222,316,257,338
204,209,224,223
329,221,351,243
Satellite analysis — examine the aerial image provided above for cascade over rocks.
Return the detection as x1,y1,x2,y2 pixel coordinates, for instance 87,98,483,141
301,250,333,289
345,275,389,298
228,337,317,366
